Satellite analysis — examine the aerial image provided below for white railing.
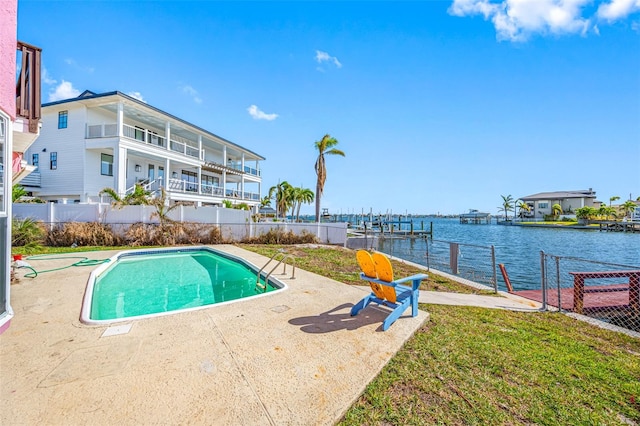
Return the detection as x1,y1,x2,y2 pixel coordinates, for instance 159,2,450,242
166,179,259,201
86,123,118,138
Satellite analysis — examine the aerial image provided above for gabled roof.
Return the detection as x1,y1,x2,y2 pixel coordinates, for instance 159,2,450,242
520,189,596,201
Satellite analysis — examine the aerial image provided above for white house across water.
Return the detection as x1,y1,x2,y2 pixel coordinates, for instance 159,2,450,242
21,90,264,208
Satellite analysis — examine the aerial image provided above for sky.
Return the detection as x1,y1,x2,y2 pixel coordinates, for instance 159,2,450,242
16,0,640,216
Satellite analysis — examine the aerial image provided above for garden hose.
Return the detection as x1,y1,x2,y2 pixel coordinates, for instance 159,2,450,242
18,255,111,279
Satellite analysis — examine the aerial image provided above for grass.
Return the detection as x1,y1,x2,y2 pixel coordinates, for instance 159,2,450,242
242,244,640,425
241,244,492,294
12,243,640,423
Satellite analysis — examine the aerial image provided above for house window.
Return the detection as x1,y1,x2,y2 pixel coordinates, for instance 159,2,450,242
50,152,57,170
182,170,197,192
538,202,549,209
148,164,155,181
134,126,145,142
58,111,68,129
101,153,113,176
32,153,39,169
158,166,164,182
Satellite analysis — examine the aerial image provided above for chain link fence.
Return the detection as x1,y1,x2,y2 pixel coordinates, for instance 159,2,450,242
514,252,640,333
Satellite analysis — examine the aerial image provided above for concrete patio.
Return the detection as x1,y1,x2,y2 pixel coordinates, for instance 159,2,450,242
1,245,429,425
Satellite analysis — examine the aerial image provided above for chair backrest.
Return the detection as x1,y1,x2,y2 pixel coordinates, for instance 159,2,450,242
356,250,397,303
356,250,377,279
372,252,394,282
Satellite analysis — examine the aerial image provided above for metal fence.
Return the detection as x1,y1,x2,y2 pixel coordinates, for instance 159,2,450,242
377,237,498,292
528,251,640,333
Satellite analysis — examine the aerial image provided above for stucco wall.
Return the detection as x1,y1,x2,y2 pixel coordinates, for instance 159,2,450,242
0,0,17,120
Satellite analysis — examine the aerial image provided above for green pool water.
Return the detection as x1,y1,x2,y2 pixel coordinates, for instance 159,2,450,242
90,249,275,321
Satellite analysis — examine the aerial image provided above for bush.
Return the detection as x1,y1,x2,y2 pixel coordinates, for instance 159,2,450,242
11,217,45,251
243,229,318,244
45,222,121,247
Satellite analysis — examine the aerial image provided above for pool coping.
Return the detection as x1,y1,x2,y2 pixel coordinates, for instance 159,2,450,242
80,246,288,325
1,245,428,425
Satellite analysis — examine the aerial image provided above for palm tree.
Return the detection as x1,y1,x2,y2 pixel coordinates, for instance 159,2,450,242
609,195,620,207
100,184,151,207
551,203,563,220
620,200,637,219
314,134,345,222
293,187,314,222
598,204,616,220
268,181,293,219
499,194,514,221
516,201,531,219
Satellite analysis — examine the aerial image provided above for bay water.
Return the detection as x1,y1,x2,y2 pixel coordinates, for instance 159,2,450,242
373,217,640,291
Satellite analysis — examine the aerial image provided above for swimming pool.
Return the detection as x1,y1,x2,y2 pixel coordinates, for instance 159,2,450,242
80,247,286,325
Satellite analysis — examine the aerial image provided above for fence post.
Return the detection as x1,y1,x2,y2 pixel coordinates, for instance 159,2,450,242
555,256,562,311
491,245,497,293
449,243,459,275
48,201,55,231
540,250,547,311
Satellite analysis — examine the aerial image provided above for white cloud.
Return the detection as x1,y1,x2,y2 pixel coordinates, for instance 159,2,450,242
179,84,202,104
48,80,80,102
449,0,594,41
128,91,146,102
315,50,342,69
247,105,278,121
42,67,57,85
597,0,640,21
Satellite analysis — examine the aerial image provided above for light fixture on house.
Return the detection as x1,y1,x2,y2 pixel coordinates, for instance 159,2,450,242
172,172,178,178
135,164,141,172
42,148,46,152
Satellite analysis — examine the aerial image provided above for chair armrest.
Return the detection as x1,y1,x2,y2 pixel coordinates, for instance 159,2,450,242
393,274,428,290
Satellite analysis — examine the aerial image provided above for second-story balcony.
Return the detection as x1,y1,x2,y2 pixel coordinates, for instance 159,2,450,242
86,122,204,160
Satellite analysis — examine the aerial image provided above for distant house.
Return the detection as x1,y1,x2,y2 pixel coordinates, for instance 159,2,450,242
519,189,599,218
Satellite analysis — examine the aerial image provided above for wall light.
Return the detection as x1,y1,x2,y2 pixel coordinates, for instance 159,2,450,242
172,171,178,179
42,148,47,152
135,164,141,172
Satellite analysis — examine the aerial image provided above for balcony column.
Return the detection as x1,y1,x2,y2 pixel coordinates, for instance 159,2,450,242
165,121,171,151
198,135,203,161
223,146,227,166
114,146,127,195
117,102,124,137
165,158,170,189
197,166,202,195
222,171,227,198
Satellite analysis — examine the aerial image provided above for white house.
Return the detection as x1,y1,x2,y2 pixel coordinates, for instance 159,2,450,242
21,90,264,208
519,189,600,218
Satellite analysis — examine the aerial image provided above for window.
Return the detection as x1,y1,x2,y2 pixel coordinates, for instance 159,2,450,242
101,153,113,176
538,202,549,209
58,111,68,129
182,170,197,192
50,152,57,170
148,164,155,180
32,153,39,169
158,166,164,182
134,126,145,142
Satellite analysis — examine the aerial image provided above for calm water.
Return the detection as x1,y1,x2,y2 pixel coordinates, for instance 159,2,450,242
374,217,640,291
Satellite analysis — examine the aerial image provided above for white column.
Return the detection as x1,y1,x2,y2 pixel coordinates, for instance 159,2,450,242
114,146,127,195
165,121,171,151
223,146,227,166
198,135,203,161
117,102,124,137
165,158,171,188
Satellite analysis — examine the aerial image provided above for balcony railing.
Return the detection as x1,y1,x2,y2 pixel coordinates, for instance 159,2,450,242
226,161,261,177
16,41,42,134
166,178,258,201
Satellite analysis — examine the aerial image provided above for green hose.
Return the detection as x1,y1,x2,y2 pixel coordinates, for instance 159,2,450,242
20,254,111,278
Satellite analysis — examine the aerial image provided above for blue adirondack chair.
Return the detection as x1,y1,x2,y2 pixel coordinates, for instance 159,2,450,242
351,250,428,331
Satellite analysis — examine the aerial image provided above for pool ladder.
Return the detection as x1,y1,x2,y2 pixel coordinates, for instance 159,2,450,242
256,251,296,293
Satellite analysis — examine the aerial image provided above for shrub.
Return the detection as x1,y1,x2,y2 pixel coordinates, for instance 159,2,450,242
11,217,45,251
243,228,318,244
45,222,121,247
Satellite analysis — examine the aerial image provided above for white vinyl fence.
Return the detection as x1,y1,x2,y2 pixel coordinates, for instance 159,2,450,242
12,203,347,245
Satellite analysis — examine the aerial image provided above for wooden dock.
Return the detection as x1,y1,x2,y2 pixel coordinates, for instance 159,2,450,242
514,285,632,312
598,221,640,233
